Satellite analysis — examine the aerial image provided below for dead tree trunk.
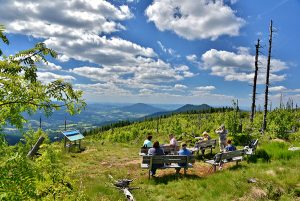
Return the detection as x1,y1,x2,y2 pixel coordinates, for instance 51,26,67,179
27,136,45,158
262,20,273,132
250,39,260,123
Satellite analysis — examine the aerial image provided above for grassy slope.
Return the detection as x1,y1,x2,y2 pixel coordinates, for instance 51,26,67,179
58,112,300,200
61,139,300,201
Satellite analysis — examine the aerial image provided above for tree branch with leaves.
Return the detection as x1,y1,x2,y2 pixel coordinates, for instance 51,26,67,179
0,26,86,128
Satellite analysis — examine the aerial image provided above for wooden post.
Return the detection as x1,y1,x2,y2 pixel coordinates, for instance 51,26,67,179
262,20,273,132
250,39,260,123
64,116,67,131
27,136,45,157
64,116,67,148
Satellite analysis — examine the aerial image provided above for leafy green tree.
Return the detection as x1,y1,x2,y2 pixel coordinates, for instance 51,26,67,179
0,26,86,128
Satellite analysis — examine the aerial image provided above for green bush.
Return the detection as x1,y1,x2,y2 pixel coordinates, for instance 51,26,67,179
230,133,253,146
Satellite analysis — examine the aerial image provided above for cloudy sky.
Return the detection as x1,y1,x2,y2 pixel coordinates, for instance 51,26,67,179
1,0,300,107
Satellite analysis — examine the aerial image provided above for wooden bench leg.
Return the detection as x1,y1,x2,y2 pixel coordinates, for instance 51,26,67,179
213,165,216,172
210,148,213,154
236,161,239,166
184,168,187,175
148,170,150,180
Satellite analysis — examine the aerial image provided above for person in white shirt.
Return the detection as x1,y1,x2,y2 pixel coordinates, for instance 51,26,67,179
169,134,178,147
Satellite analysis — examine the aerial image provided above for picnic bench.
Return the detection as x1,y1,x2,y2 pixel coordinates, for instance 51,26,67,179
193,139,217,155
205,149,245,172
141,155,195,179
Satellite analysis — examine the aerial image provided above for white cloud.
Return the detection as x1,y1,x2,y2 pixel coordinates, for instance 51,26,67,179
45,35,156,67
269,86,287,92
229,0,238,4
195,86,216,91
157,41,175,55
186,54,198,62
70,59,194,86
139,89,154,95
201,48,288,83
57,54,70,62
0,0,204,103
1,0,133,38
38,61,62,71
174,84,187,90
37,72,75,83
74,82,131,96
268,86,300,94
145,0,245,40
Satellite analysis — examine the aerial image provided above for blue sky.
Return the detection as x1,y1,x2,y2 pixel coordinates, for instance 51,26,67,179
0,0,300,107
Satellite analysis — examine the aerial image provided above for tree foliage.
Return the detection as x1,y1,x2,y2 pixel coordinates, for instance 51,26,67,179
0,27,86,128
0,25,9,56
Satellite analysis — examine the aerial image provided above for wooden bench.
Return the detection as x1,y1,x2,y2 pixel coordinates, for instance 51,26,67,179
162,145,179,155
194,139,217,155
205,149,245,172
139,147,150,156
141,155,195,179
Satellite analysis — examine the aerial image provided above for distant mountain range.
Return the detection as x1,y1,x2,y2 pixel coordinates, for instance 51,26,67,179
173,104,211,113
145,104,212,118
119,103,165,114
3,103,212,145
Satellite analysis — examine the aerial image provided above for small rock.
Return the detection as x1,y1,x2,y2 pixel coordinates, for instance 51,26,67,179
288,147,300,151
248,178,257,183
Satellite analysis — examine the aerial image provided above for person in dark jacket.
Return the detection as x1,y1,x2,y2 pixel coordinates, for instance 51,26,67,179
148,141,164,176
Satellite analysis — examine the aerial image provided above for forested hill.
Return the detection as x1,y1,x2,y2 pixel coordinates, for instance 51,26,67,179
174,104,211,113
83,105,234,136
119,103,165,114
89,107,300,145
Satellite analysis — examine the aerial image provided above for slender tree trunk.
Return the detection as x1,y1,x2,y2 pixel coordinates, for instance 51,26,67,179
250,39,260,123
280,93,283,109
262,20,273,132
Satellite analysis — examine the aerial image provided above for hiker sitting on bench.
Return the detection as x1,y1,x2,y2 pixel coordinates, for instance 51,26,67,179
148,141,165,176
224,139,236,152
176,142,192,173
218,140,236,170
143,135,153,148
202,131,211,141
163,134,178,154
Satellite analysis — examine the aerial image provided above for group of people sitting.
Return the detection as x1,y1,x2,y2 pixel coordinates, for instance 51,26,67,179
147,141,192,176
143,134,178,149
142,134,191,176
142,124,236,176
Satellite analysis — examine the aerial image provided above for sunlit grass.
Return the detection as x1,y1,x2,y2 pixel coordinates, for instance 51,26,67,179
58,139,300,201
